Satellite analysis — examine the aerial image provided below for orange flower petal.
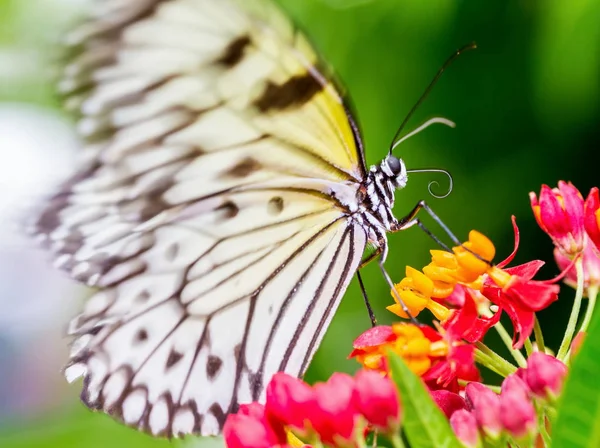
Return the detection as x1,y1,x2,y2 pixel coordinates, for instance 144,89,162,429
466,230,496,260
430,250,458,269
423,264,457,284
405,266,435,296
406,357,432,376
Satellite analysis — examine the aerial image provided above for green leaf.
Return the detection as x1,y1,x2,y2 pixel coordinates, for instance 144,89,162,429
387,351,462,448
552,307,600,448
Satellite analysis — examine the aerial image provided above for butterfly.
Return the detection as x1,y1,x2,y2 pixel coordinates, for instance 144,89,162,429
32,0,458,438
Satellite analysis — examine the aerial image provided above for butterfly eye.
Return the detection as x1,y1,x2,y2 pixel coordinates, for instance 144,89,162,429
386,156,403,175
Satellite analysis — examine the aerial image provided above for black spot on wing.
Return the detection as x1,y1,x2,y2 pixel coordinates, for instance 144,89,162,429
166,350,184,370
254,73,323,112
223,157,262,178
216,201,239,220
216,36,251,67
135,329,148,344
206,355,223,379
267,196,284,215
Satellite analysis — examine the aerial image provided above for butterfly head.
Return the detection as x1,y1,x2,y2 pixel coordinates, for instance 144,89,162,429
380,155,408,189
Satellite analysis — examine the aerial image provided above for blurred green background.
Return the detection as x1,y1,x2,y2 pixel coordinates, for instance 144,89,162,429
0,0,598,446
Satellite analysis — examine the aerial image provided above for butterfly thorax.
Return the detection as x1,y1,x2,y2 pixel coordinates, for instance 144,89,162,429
355,156,408,244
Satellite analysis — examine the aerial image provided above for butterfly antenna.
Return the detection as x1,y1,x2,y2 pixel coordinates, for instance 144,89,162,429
406,168,454,198
388,42,477,155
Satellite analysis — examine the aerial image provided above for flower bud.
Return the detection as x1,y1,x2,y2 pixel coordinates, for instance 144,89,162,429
224,403,287,448
309,373,359,445
450,410,481,448
530,182,585,256
265,373,316,433
499,375,536,439
430,390,466,418
524,352,567,400
353,369,402,433
465,382,502,439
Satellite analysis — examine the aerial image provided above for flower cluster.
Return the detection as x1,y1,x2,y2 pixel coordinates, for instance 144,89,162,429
386,221,560,349
224,181,596,448
349,180,596,446
349,321,480,391
224,369,401,447
531,182,600,294
445,353,567,447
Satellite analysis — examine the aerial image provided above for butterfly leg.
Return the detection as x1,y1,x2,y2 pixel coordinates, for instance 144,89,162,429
396,200,458,248
395,200,492,264
357,270,378,327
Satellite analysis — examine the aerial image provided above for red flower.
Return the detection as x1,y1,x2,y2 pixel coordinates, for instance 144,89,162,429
224,403,288,448
266,373,316,433
423,344,480,391
530,181,585,255
308,373,360,446
349,324,436,376
499,375,536,439
443,286,501,343
522,352,567,400
353,369,402,433
421,324,481,390
430,390,466,418
584,187,600,253
555,238,600,291
450,410,481,448
483,261,560,349
465,382,502,439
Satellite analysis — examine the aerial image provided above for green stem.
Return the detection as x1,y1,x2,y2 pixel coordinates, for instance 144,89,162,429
533,316,546,354
557,258,585,361
580,285,598,333
475,342,518,377
524,338,534,357
390,433,406,448
539,417,552,447
474,350,504,377
494,321,528,367
533,401,552,448
565,286,599,362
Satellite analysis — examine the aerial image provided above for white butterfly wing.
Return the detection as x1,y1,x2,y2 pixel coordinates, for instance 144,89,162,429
34,0,368,436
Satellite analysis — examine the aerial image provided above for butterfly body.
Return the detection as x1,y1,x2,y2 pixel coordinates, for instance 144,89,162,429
33,0,410,437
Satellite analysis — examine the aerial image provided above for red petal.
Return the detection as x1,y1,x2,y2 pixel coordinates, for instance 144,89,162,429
559,181,585,247
538,185,570,239
507,277,560,311
443,285,467,308
504,260,545,280
352,325,395,349
420,325,443,342
430,390,466,418
497,216,520,268
584,187,600,251
444,289,501,343
481,287,535,349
